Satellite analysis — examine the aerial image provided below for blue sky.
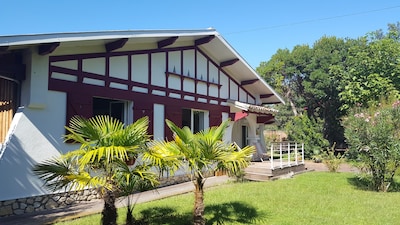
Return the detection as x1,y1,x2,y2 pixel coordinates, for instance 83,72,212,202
1,0,399,69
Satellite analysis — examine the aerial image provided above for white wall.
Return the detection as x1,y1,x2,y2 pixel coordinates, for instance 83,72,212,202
0,90,74,201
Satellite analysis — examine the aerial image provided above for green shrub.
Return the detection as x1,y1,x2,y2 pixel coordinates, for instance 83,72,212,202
285,114,329,159
344,100,400,192
322,144,345,172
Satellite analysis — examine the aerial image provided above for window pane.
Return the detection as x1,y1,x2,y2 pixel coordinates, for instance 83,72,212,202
93,98,125,122
194,111,204,133
182,108,191,128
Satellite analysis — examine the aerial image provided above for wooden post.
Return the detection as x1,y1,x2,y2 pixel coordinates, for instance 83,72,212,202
295,143,298,165
279,142,283,169
270,143,274,170
288,142,291,166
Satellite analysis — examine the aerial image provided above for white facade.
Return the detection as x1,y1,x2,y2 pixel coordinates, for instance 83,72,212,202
0,29,283,201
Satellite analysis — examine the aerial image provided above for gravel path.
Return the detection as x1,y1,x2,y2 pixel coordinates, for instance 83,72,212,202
305,160,359,173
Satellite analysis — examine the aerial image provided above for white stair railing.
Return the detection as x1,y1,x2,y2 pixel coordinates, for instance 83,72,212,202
270,142,305,170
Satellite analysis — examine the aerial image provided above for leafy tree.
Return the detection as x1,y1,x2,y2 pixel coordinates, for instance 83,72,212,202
33,116,159,225
257,46,311,116
302,36,350,146
146,119,254,225
338,35,400,110
344,100,400,192
285,114,329,159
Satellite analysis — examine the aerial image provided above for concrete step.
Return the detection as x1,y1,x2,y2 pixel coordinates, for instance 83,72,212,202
245,166,272,174
243,172,273,181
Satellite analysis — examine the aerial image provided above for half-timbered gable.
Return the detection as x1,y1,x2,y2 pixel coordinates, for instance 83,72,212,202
0,29,284,205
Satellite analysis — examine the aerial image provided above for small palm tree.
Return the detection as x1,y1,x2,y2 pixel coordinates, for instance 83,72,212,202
146,119,254,225
33,115,152,225
114,160,159,225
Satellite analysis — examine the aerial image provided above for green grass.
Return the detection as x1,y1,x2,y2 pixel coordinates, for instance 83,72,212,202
56,172,400,225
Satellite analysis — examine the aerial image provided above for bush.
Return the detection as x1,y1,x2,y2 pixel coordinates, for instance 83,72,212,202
343,100,400,192
285,114,329,159
322,144,345,172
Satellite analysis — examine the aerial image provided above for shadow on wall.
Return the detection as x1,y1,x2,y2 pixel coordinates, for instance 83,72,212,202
0,136,53,201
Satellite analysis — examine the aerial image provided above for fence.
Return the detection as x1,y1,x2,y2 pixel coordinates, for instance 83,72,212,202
269,142,304,170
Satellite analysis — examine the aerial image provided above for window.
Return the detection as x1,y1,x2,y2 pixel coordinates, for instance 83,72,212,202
182,108,208,133
93,97,128,123
241,125,248,147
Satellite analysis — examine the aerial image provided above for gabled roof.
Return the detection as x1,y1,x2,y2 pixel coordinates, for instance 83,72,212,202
0,29,284,105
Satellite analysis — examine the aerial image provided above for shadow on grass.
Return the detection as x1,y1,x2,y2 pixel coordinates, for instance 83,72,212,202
137,206,191,225
347,176,400,192
206,201,267,225
135,201,266,225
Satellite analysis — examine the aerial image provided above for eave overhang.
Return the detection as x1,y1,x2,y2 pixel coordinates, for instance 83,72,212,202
227,100,278,115
0,29,284,105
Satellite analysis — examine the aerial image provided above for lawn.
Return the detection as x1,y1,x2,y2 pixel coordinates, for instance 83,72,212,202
56,172,400,225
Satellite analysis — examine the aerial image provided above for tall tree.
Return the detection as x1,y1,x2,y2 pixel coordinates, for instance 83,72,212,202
146,120,254,225
33,116,158,225
302,36,350,146
338,35,400,110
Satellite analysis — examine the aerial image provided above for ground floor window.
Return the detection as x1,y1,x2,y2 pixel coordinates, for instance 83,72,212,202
182,108,209,133
93,97,129,123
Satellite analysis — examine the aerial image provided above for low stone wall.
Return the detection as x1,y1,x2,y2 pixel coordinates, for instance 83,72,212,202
0,189,100,217
0,174,215,217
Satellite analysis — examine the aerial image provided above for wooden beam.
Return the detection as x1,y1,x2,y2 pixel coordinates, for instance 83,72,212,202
262,101,282,104
195,35,215,45
241,79,259,86
105,38,128,52
158,36,179,48
0,46,9,52
257,114,274,124
220,58,239,67
38,42,60,55
0,64,26,80
260,94,274,99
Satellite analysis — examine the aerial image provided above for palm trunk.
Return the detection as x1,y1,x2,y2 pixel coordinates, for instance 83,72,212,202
193,176,205,225
102,189,117,225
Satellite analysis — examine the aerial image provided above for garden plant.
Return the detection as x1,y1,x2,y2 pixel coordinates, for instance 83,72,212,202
344,100,400,191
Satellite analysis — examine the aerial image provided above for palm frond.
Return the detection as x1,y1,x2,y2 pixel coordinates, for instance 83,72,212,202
33,157,109,191
165,119,194,143
144,140,182,172
217,144,255,173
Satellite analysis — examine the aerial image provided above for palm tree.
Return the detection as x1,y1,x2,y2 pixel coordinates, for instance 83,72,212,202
33,115,152,225
146,119,255,225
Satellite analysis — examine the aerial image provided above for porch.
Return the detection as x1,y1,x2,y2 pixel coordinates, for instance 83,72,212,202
245,142,306,181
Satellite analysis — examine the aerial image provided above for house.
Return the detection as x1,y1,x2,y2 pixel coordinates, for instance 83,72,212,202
0,29,283,216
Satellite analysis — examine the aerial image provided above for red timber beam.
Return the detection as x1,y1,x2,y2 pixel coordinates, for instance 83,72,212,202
195,35,215,45
105,38,128,52
158,36,179,49
260,94,274,99
38,42,60,55
220,58,239,67
0,46,9,53
257,114,274,124
241,79,259,86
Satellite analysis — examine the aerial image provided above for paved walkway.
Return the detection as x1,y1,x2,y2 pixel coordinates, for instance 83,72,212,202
0,176,232,225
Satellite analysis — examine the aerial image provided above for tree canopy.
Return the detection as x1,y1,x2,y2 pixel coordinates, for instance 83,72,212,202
257,22,400,149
